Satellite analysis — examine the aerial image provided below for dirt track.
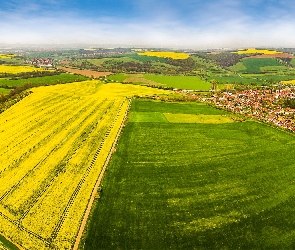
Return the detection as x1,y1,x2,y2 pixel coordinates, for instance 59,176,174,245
73,99,131,250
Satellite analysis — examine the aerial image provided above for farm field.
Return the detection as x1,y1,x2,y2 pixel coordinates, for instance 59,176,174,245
107,73,211,90
143,74,211,90
244,74,295,83
0,54,23,65
232,48,283,54
0,73,88,88
138,51,189,59
281,79,295,85
57,66,112,78
0,88,11,94
230,58,287,74
127,54,168,63
83,99,295,249
208,74,295,85
107,73,129,82
207,75,264,85
0,54,16,59
88,57,137,66
0,65,46,74
0,82,169,249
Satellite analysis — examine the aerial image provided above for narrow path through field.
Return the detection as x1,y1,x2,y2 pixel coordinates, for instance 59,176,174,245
73,99,131,250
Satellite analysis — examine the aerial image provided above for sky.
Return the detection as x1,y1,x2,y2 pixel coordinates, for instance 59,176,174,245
1,0,295,49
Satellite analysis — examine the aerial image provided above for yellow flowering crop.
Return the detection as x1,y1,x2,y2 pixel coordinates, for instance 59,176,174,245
0,81,169,249
0,54,16,59
233,48,283,55
281,80,295,85
0,65,46,74
138,51,189,59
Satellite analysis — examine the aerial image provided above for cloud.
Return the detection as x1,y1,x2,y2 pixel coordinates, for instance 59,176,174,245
1,0,295,48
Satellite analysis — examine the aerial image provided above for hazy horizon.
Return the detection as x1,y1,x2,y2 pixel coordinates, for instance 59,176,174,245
1,0,295,49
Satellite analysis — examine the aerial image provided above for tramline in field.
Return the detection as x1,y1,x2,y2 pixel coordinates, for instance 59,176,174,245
0,80,168,249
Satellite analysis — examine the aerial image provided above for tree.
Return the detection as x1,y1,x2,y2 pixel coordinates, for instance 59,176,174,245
210,79,219,92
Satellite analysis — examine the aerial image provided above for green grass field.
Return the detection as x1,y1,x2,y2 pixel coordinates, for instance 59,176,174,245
230,61,247,72
83,99,295,249
107,73,129,82
0,56,24,65
244,74,295,82
143,74,211,90
127,54,168,63
207,75,264,85
231,58,286,74
107,73,211,90
0,88,11,94
88,57,138,66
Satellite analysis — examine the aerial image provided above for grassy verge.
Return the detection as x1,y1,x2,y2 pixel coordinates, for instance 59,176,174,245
0,234,19,250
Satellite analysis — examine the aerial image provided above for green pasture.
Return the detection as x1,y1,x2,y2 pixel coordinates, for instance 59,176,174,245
129,111,168,123
244,74,295,83
83,99,295,249
0,57,24,65
231,58,286,74
208,73,295,85
107,73,211,90
86,58,110,66
98,57,138,65
151,61,179,70
207,75,263,85
143,74,211,90
130,100,227,115
260,66,289,72
164,113,234,123
0,88,11,94
0,73,88,88
107,73,129,82
127,54,168,63
230,61,247,72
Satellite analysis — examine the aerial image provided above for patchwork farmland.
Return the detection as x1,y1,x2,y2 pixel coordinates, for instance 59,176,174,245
2,47,295,249
0,81,168,249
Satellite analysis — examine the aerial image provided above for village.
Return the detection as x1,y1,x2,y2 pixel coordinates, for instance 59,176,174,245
206,87,295,132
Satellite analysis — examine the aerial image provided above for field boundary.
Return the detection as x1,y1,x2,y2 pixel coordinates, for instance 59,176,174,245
73,98,132,250
0,232,23,250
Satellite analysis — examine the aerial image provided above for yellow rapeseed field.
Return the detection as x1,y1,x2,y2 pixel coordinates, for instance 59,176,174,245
281,80,295,85
138,51,189,59
0,65,45,74
0,81,169,249
233,48,283,55
0,54,16,59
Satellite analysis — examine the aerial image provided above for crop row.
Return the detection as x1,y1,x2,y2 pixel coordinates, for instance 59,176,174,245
0,97,101,205
52,99,130,249
1,99,111,218
19,100,120,239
